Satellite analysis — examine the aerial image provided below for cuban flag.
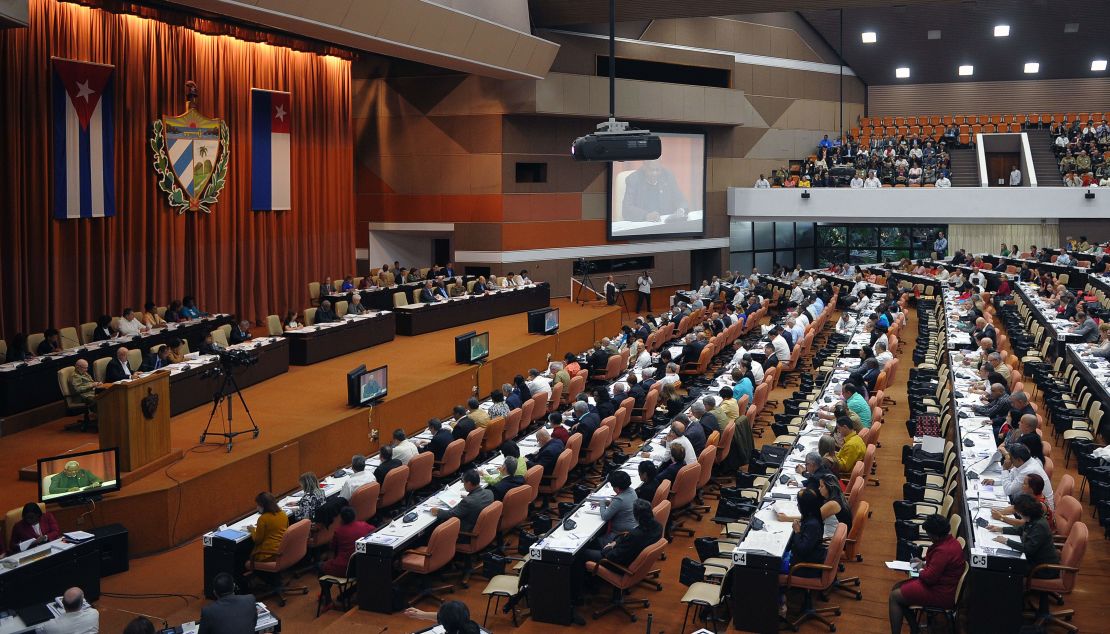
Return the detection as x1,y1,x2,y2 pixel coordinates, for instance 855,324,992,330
251,89,291,211
53,58,116,219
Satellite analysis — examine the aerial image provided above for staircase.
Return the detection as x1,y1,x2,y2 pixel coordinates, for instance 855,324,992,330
947,148,980,187
1026,128,1065,187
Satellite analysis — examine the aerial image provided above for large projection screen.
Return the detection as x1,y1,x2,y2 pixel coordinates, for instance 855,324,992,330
608,131,706,241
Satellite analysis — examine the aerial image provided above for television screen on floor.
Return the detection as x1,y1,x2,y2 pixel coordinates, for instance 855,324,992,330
39,447,120,505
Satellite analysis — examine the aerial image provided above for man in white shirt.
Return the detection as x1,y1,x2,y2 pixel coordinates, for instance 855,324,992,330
636,271,653,312
527,368,552,396
339,454,376,500
850,174,864,188
389,429,419,465
771,328,790,362
864,170,881,188
788,316,805,347
1009,165,1022,186
935,174,952,188
789,285,804,304
42,587,99,634
117,308,146,337
664,421,697,466
747,353,764,385
754,174,770,188
660,363,681,386
633,346,652,369
874,340,893,369
987,443,1053,510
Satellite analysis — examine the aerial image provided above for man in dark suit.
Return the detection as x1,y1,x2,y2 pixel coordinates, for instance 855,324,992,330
626,373,649,410
451,405,476,441
421,418,454,461
229,320,252,345
198,572,256,634
139,345,171,372
527,429,565,476
972,318,997,348
105,347,132,382
587,343,611,376
430,469,494,537
761,342,779,373
634,317,650,342
198,333,224,356
570,401,600,448
696,396,720,435
419,281,441,303
573,499,663,607
489,456,526,502
503,383,522,410
373,446,402,484
314,300,339,324
681,413,707,457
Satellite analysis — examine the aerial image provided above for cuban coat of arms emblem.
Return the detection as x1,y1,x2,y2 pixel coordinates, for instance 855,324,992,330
150,81,230,213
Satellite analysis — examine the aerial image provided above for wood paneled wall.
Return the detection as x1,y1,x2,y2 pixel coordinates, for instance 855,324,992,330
869,78,1110,117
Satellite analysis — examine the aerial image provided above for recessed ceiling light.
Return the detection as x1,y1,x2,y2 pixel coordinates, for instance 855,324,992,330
1064,23,1079,33
959,65,974,76
1093,60,1108,72
896,67,910,78
927,30,942,40
994,25,1010,37
1024,62,1039,73
861,32,877,43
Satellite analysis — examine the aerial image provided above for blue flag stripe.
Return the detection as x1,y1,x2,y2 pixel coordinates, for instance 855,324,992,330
78,106,92,218
251,89,272,210
101,75,116,217
52,73,68,219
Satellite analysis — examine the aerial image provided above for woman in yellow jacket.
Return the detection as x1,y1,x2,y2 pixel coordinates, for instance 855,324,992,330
248,492,288,563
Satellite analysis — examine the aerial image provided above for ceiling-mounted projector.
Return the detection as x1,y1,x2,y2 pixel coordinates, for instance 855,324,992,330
571,118,662,162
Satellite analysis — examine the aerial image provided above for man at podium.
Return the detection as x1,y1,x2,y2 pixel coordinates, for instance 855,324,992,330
48,460,103,494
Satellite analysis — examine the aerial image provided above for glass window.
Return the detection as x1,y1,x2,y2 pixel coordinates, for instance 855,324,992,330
754,251,775,273
729,252,753,274
879,226,909,248
775,222,794,249
730,221,753,252
754,223,775,250
816,248,846,267
848,226,878,247
880,249,911,263
849,248,878,264
795,248,815,270
775,250,795,268
795,222,815,247
816,225,847,248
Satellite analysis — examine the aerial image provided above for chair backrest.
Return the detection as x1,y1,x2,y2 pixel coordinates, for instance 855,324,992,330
519,400,535,431
652,499,671,528
393,292,409,307
603,355,622,380
335,300,349,317
274,519,311,571
78,322,97,345
406,451,434,493
499,485,531,534
57,327,79,350
504,408,523,440
462,427,486,464
1056,474,1075,503
266,315,282,336
482,417,506,453
309,281,321,304
459,501,503,553
379,464,410,507
303,307,317,326
530,391,549,422
669,462,701,508
652,478,671,508
715,422,735,464
564,432,583,463
126,349,141,372
862,444,876,477
613,538,669,588
350,481,380,521
580,425,612,465
816,523,849,587
420,517,461,573
57,367,81,407
696,445,716,489
1052,520,1087,592
542,449,574,492
524,465,543,502
844,500,869,560
1054,495,1082,537
92,357,111,382
434,439,466,478
549,382,564,410
212,329,230,347
567,375,586,401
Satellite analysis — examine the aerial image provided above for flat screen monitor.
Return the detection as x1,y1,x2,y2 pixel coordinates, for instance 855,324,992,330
346,364,366,407
358,365,388,405
38,447,120,505
527,308,552,334
609,131,706,241
543,308,560,334
469,332,490,362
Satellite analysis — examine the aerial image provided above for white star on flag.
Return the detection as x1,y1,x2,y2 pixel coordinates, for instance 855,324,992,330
75,79,95,101
274,104,286,121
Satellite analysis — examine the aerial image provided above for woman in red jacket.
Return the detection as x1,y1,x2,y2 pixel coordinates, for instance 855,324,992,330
9,503,61,553
319,506,374,609
887,514,965,633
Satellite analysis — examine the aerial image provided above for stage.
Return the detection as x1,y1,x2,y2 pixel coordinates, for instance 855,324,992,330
0,299,621,555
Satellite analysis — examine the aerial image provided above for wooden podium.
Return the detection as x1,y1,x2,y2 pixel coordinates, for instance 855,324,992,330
96,370,172,472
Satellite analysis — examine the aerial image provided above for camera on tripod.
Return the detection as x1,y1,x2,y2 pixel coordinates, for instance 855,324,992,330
574,257,596,275
616,282,628,291
218,349,257,368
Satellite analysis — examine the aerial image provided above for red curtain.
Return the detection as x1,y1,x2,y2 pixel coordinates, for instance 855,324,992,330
0,0,354,338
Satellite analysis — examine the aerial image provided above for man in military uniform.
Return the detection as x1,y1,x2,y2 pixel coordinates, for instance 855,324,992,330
49,460,103,494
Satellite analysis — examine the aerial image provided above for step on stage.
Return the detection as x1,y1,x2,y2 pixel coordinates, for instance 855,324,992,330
0,299,621,555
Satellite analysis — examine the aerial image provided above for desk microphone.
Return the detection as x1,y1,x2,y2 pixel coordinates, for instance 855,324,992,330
104,606,169,630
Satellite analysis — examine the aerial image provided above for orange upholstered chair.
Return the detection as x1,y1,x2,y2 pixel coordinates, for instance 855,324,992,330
779,523,848,630
498,484,532,540
579,425,612,472
349,481,379,523
456,500,503,585
1025,520,1088,630
432,439,465,480
585,537,669,621
668,462,702,537
523,464,543,504
503,408,523,441
246,518,311,606
462,427,486,466
378,464,410,510
564,432,583,464
529,391,549,424
481,417,506,454
537,449,574,508
405,452,434,502
400,517,461,607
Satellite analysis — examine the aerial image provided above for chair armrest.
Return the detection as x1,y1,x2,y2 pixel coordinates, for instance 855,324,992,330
407,547,430,557
253,549,280,557
593,558,634,577
1027,563,1080,579
782,562,834,588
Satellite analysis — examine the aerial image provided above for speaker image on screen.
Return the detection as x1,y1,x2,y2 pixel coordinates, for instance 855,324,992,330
609,131,706,241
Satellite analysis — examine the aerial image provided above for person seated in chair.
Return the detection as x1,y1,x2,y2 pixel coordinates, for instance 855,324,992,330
199,333,223,356
887,513,965,632
314,300,338,324
8,503,61,552
229,320,252,345
104,346,132,382
199,573,257,634
41,587,99,634
572,499,662,606
139,344,172,372
419,280,443,303
526,428,565,476
319,506,374,578
488,456,526,501
373,446,402,484
428,469,493,538
419,418,454,461
37,328,63,355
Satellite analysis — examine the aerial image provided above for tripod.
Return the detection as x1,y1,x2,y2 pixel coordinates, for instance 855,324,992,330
573,265,601,304
200,366,260,452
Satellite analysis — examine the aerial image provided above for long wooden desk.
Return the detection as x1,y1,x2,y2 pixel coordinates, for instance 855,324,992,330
284,311,395,365
167,338,290,415
393,284,550,336
0,315,232,417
